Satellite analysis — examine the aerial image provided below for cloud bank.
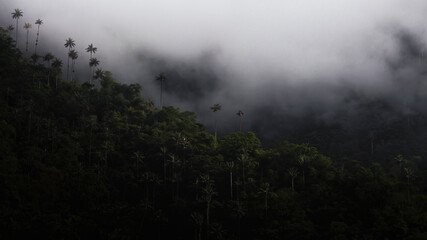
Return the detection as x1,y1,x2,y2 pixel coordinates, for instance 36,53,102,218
3,0,427,143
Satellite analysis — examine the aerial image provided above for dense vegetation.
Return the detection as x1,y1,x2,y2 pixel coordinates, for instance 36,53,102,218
1,24,427,240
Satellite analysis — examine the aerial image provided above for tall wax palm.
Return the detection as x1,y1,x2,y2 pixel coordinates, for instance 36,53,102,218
34,19,43,54
259,182,270,219
68,49,78,82
43,53,54,66
86,44,97,82
156,72,167,108
11,8,23,47
160,146,167,180
43,53,54,86
23,23,32,54
94,68,104,80
236,110,244,132
64,38,76,81
191,212,204,240
298,154,309,187
288,167,299,192
237,150,248,185
52,58,62,88
89,58,100,84
30,53,39,64
201,175,216,240
211,103,222,143
225,161,234,200
7,25,14,36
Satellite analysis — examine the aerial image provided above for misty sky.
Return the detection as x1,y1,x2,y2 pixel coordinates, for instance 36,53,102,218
3,0,427,141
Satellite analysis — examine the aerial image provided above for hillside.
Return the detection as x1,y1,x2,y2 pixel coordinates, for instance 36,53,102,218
1,27,427,239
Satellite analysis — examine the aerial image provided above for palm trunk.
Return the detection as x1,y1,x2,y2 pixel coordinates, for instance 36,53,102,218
71,60,75,82
28,110,32,141
214,119,217,144
160,80,163,109
291,177,295,192
230,170,233,201
302,169,305,187
66,47,71,81
145,176,149,210
206,202,210,240
15,19,19,47
89,52,93,83
163,155,166,180
238,216,241,240
264,194,268,219
242,162,245,185
25,30,29,54
35,25,40,54
89,127,93,164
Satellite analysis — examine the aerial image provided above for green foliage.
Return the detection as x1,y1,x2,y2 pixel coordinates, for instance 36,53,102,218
0,26,426,239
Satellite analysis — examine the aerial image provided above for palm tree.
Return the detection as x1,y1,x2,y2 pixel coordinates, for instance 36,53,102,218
298,154,308,187
201,175,216,240
288,167,299,192
133,151,144,181
93,68,105,86
395,154,404,168
7,25,14,35
23,23,32,54
236,110,244,132
30,53,39,64
89,58,100,84
43,53,54,86
404,167,413,201
210,103,222,143
43,53,54,66
156,72,167,108
68,49,78,82
191,212,204,240
225,161,234,200
237,149,248,185
11,8,23,47
34,19,43,54
52,58,62,88
86,43,97,59
64,38,76,81
210,223,225,240
232,202,246,240
160,146,167,180
259,182,270,219
86,44,98,82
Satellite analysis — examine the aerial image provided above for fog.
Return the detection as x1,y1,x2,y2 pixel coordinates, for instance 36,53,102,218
3,0,427,144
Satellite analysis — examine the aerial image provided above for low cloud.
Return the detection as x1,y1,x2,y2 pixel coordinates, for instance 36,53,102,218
3,0,427,143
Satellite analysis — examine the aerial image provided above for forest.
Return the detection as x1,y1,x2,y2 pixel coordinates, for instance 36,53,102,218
1,9,427,240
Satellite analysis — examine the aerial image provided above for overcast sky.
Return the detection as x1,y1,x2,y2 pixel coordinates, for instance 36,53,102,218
3,0,427,141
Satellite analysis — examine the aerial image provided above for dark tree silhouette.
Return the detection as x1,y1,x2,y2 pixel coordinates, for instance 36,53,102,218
64,38,76,81
89,58,100,84
288,167,298,192
23,22,31,54
236,110,244,132
7,25,14,35
86,44,98,82
11,8,23,47
211,103,222,143
68,49,78,82
51,58,62,87
43,53,54,86
34,19,43,54
156,72,167,108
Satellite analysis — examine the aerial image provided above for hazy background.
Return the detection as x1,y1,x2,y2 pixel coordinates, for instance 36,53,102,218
3,0,427,145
